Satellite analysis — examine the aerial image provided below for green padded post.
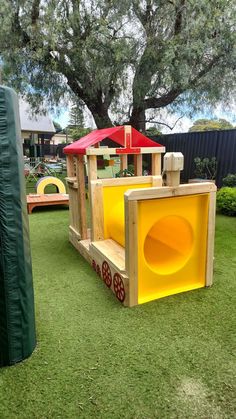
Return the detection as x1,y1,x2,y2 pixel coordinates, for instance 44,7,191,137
0,86,36,366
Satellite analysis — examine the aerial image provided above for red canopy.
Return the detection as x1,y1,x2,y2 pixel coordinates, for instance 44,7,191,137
63,126,162,155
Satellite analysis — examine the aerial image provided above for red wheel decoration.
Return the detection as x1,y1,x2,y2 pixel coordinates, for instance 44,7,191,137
92,259,97,271
96,264,101,278
113,273,125,302
102,261,112,288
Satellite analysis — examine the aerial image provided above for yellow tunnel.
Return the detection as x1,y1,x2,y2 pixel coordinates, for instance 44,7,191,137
102,183,209,304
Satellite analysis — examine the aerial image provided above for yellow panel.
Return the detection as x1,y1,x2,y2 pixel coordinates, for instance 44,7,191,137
137,194,209,304
103,183,151,246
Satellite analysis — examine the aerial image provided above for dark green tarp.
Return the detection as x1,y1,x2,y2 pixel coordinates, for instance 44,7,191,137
0,86,36,367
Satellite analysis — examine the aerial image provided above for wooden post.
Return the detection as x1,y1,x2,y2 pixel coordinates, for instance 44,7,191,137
151,153,161,175
90,181,104,241
206,190,216,286
125,198,138,307
76,155,87,239
87,155,97,181
120,155,128,171
134,154,142,176
66,155,75,177
163,152,184,187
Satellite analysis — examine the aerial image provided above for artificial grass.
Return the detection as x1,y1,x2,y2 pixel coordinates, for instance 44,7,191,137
0,211,235,418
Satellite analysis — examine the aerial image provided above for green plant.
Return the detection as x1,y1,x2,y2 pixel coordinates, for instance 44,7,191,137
222,173,236,187
216,187,236,216
194,157,217,179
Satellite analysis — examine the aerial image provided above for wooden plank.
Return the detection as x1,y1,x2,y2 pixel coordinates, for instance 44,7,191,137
205,191,216,287
68,185,80,233
75,239,92,264
27,193,69,214
125,199,138,307
89,245,129,306
100,176,153,187
86,148,117,156
120,154,128,171
66,155,75,177
86,147,165,155
140,147,165,154
90,181,104,241
69,225,81,240
134,154,142,176
90,239,125,273
151,153,162,175
125,182,217,201
76,155,87,239
152,175,162,187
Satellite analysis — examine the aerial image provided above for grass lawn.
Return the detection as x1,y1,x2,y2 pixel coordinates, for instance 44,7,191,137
0,211,235,418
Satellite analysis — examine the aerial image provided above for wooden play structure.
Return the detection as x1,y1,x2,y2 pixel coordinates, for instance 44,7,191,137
64,125,216,306
27,176,69,214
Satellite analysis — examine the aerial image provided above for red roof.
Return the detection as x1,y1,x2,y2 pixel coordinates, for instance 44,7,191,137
63,126,162,155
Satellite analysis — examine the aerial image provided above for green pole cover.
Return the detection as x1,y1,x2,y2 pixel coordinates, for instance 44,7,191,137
0,86,36,367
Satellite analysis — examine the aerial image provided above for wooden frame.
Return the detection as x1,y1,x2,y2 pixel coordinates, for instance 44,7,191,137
65,137,216,307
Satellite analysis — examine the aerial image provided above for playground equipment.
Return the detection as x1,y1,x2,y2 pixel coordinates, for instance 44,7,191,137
36,176,66,194
64,125,216,306
26,176,68,213
0,86,36,366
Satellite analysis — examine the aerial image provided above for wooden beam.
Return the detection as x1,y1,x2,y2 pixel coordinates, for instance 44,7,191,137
125,182,217,201
152,175,162,187
86,147,165,155
66,155,75,177
205,191,216,286
125,199,138,307
134,154,143,176
76,155,87,239
151,153,161,175
100,176,153,187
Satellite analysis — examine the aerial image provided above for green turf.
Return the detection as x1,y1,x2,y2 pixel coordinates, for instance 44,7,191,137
0,212,235,418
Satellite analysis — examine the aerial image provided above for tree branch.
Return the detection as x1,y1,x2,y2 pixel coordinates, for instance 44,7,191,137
145,115,184,131
31,0,41,25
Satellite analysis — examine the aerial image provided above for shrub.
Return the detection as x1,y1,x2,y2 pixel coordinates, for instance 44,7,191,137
222,174,236,187
194,157,217,179
216,187,236,216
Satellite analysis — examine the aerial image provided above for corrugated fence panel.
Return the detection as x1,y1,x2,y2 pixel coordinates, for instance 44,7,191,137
215,130,236,186
151,129,236,187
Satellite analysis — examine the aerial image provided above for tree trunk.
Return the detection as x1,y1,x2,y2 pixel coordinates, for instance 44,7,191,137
129,107,146,132
88,101,113,129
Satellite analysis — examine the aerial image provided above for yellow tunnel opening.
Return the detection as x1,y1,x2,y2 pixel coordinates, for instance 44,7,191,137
143,215,194,275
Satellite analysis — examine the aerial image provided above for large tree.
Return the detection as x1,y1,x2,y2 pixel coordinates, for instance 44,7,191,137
0,1,235,130
189,118,234,132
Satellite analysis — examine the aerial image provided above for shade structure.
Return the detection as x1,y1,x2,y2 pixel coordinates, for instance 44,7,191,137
0,86,36,367
63,126,163,155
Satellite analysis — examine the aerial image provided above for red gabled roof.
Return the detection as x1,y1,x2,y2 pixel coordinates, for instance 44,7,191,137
63,126,162,155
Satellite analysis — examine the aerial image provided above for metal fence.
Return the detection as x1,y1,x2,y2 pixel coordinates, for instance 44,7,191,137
150,129,236,187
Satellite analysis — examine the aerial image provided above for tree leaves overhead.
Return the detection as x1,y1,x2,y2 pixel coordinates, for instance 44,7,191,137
0,0,235,129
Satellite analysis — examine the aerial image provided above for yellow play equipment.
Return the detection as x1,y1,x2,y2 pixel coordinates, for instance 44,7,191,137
64,125,216,306
36,176,66,194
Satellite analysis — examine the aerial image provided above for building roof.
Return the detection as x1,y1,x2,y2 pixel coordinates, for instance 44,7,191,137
19,99,55,133
63,126,163,155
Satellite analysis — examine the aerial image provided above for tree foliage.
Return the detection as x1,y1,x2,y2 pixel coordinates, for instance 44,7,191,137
0,0,235,129
189,118,234,132
69,99,85,128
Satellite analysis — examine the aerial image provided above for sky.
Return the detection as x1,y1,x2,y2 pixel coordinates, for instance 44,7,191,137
52,103,236,134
